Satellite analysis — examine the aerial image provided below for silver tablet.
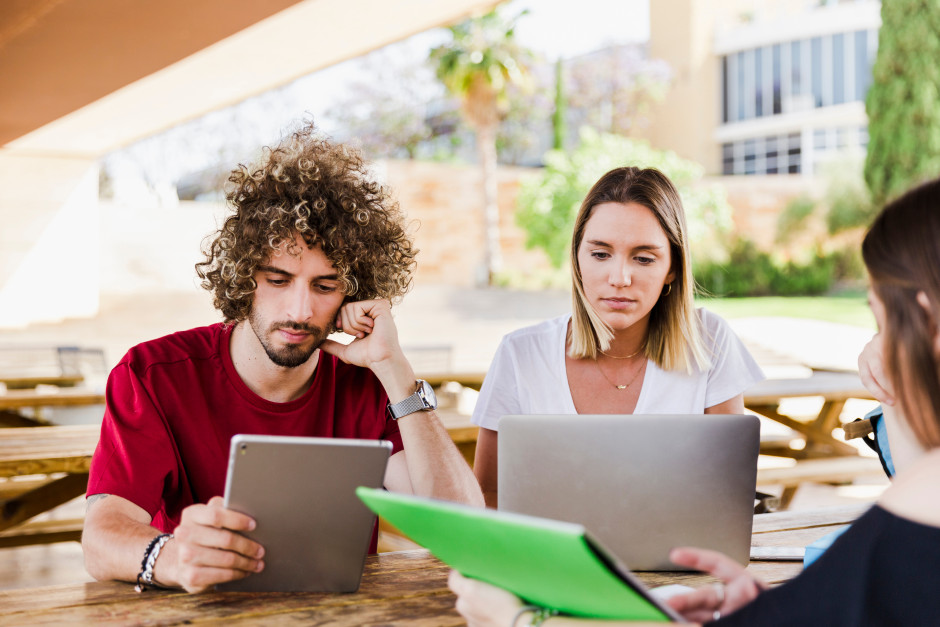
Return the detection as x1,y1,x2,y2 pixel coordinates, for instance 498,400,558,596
218,434,392,592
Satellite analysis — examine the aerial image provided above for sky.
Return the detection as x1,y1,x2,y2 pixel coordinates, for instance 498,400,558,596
104,0,651,196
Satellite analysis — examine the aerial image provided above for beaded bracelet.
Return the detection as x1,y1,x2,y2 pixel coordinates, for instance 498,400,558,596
135,533,173,592
510,604,538,627
529,607,560,627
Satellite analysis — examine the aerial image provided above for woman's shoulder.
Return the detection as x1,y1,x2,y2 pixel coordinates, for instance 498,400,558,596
695,306,732,331
878,449,940,528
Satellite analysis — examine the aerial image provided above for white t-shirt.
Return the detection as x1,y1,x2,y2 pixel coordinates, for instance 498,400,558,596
471,308,765,431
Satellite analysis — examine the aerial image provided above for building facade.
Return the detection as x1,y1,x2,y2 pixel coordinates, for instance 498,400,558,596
646,0,881,176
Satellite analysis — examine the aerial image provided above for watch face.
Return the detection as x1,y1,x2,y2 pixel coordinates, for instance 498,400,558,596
418,379,438,409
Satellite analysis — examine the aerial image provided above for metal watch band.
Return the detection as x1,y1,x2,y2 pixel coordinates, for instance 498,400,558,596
388,394,426,420
387,380,435,420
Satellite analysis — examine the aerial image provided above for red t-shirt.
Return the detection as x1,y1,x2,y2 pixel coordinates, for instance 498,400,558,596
88,323,402,551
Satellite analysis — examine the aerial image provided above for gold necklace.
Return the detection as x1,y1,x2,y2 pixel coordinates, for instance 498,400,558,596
594,356,646,390
598,343,646,360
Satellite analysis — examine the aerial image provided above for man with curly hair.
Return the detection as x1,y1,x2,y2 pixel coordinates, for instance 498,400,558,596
82,124,484,593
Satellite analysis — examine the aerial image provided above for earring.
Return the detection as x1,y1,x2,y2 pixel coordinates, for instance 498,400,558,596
663,283,672,296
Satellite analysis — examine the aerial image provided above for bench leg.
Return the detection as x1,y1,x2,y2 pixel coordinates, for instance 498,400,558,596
0,473,89,533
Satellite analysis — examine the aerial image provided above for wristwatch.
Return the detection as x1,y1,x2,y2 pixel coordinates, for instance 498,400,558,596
387,379,438,420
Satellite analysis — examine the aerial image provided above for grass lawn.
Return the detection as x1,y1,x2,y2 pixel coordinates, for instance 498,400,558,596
696,293,875,329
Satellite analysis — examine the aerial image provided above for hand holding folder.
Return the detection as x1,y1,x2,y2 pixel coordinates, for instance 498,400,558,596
356,487,684,622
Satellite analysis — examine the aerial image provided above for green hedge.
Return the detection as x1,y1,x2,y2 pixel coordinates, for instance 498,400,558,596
693,238,860,297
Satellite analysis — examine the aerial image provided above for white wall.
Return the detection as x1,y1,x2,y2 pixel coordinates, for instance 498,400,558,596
99,200,227,294
0,150,101,328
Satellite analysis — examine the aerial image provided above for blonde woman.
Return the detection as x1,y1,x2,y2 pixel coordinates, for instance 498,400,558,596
472,167,764,507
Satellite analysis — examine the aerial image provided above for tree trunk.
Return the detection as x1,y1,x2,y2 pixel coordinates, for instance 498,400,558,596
477,122,501,285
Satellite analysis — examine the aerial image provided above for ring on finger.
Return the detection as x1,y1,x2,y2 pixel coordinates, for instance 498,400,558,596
712,582,725,605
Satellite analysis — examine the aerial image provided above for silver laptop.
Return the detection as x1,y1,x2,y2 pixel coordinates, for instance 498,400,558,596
498,414,760,571
219,434,392,592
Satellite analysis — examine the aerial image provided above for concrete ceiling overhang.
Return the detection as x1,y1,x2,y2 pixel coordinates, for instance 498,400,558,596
1,0,500,158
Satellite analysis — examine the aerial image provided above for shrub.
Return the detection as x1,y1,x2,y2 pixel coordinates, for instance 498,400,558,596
516,128,734,268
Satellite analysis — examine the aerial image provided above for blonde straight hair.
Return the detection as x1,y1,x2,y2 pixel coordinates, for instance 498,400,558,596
568,167,711,374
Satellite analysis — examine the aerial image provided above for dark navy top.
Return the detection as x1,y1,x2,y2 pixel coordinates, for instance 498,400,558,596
712,505,940,626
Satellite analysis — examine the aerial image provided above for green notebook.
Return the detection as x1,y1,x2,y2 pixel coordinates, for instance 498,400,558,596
356,487,683,622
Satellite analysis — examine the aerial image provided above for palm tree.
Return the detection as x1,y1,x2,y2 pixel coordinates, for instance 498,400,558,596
431,9,529,285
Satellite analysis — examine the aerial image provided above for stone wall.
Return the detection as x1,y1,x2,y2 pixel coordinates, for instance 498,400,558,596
382,160,555,286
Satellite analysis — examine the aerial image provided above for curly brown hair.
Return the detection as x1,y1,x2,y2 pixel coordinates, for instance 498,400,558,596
196,123,417,322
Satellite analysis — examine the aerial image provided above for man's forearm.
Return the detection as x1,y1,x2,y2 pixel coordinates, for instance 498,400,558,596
83,495,171,584
397,411,484,507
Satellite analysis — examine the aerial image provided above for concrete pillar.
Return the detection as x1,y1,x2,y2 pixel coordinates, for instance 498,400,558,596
0,149,100,328
645,0,727,173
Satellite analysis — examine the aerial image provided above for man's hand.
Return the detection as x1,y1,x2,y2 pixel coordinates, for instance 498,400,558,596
858,333,895,405
167,496,265,593
321,299,404,373
666,547,766,623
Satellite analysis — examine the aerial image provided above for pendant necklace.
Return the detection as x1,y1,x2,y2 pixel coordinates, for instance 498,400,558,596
594,356,646,390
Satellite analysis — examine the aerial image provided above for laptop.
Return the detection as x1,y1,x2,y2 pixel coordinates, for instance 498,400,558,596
498,414,760,570
218,434,392,592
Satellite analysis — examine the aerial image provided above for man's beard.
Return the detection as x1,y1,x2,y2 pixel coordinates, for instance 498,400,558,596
248,310,329,368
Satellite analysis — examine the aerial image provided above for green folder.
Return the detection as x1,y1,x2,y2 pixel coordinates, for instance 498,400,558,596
356,487,682,622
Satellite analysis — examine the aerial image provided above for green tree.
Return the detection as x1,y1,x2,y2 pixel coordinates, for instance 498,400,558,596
516,128,733,268
864,0,940,206
430,8,531,284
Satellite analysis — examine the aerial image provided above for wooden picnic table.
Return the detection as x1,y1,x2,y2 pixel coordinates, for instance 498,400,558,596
425,370,877,465
0,504,866,624
422,371,486,391
0,375,84,390
0,425,99,548
745,371,874,459
0,388,105,427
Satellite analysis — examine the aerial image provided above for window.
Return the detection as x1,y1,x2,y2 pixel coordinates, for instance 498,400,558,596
791,40,803,96
722,28,874,123
721,134,804,175
811,36,823,107
772,44,782,114
721,143,734,176
754,48,763,117
832,33,845,105
855,30,871,101
722,57,730,123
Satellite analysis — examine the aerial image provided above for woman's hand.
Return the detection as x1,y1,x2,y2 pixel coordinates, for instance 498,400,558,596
448,570,527,627
858,333,895,405
666,547,766,623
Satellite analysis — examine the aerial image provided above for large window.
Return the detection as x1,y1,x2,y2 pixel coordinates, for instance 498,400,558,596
723,125,869,176
722,133,802,175
720,29,877,124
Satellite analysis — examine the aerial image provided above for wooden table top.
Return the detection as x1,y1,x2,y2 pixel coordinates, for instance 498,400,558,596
0,375,84,390
0,504,867,625
743,371,872,406
0,424,99,478
0,389,105,411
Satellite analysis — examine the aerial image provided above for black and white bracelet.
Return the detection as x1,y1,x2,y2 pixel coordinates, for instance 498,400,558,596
135,533,173,592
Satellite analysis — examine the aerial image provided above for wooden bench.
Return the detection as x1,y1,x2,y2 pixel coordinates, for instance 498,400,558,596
0,389,106,427
0,425,98,547
757,455,886,509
